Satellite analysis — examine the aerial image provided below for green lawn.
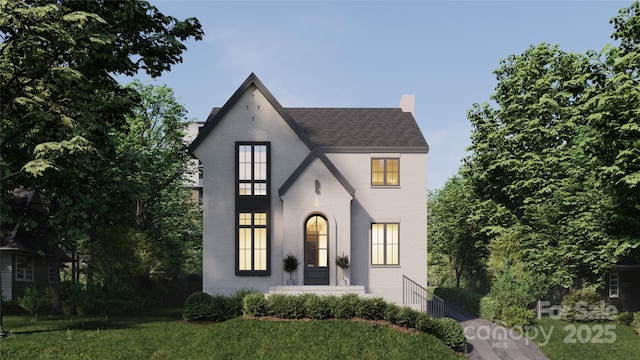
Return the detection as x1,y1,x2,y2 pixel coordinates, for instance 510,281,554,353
529,317,638,360
0,310,463,359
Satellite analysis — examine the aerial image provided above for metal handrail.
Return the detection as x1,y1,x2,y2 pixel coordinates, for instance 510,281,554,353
402,275,444,319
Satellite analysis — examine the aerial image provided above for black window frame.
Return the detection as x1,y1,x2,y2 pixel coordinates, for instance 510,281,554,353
235,142,271,276
371,223,400,266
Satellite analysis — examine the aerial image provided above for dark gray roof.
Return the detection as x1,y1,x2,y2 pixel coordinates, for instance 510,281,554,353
285,108,428,149
189,74,429,153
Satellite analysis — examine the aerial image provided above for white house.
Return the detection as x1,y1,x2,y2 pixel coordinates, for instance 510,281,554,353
188,73,429,305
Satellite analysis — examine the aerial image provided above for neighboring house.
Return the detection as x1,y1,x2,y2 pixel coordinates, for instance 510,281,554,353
188,73,429,305
604,263,640,312
0,188,66,301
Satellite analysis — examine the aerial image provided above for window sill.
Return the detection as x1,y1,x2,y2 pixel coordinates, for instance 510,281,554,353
370,264,401,268
370,186,401,190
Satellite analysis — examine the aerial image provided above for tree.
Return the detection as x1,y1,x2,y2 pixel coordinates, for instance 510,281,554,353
428,175,488,289
0,0,203,312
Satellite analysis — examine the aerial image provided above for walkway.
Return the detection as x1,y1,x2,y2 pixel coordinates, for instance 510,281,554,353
444,302,549,360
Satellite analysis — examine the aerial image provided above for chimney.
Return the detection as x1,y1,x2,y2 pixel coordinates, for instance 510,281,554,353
399,94,415,116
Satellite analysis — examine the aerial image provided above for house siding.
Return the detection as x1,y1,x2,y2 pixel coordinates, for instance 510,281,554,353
194,85,311,295
1,252,12,301
606,269,640,312
327,152,427,304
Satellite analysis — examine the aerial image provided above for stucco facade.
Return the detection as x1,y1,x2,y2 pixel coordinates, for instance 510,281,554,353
189,74,429,304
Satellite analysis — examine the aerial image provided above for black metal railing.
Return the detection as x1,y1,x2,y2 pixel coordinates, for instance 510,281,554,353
402,275,444,319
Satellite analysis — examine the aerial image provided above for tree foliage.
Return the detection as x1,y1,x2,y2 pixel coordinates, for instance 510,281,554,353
430,2,640,299
0,0,203,311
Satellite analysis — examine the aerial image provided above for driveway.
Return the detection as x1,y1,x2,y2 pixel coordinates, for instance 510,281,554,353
444,302,549,360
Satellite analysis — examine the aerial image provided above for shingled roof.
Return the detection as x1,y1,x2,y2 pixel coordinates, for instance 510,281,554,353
189,73,429,153
285,107,428,149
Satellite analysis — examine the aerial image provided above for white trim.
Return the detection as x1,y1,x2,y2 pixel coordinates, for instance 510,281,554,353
609,272,619,298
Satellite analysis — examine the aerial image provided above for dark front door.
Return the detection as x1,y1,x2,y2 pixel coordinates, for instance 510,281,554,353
304,215,329,285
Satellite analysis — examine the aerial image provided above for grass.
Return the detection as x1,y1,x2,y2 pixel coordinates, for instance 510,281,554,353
529,317,638,360
0,309,463,359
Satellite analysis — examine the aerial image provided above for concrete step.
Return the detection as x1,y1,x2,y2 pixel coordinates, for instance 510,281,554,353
268,285,367,297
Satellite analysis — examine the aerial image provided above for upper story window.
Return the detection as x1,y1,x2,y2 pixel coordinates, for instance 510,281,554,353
238,143,269,196
371,158,399,186
16,256,34,281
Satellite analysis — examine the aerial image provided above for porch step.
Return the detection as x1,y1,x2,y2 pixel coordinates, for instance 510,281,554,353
268,285,367,297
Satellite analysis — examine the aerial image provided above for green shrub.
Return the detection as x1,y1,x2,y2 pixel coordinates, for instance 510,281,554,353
230,289,256,317
243,293,268,317
617,311,634,326
632,312,640,335
303,294,332,320
501,305,535,328
561,288,603,321
396,306,419,328
332,293,360,319
433,287,482,315
182,292,214,321
17,285,51,317
267,294,305,319
383,303,401,324
416,313,441,334
209,294,234,322
355,297,387,320
436,317,467,353
479,296,500,322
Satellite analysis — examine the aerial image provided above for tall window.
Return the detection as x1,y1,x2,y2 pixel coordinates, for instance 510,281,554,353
238,144,268,196
371,158,399,186
609,272,619,298
238,212,268,274
371,223,399,265
15,256,34,281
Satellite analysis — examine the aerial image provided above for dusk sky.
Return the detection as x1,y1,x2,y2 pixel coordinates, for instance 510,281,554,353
122,0,631,190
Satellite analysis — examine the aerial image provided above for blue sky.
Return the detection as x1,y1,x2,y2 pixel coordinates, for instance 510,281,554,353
128,0,631,190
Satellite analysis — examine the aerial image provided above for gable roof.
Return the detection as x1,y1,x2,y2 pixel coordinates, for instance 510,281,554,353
188,73,315,153
279,148,356,197
188,73,429,153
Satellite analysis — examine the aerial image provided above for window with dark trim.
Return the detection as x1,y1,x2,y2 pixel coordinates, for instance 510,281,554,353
238,144,268,196
237,212,269,274
236,142,271,275
371,158,399,186
16,256,34,281
609,272,619,298
371,223,399,265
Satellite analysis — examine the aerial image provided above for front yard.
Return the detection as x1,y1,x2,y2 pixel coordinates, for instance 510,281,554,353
530,317,638,360
0,309,463,359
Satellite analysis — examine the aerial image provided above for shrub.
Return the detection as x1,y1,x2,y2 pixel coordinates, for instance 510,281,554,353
561,288,603,321
332,293,360,319
501,305,535,328
303,294,332,320
17,285,51,317
268,294,305,319
208,294,234,322
383,303,401,324
617,311,634,326
433,287,482,315
182,292,214,321
416,313,441,334
396,306,419,328
355,297,387,320
436,317,467,353
243,293,268,317
230,289,256,317
632,312,640,335
479,296,500,322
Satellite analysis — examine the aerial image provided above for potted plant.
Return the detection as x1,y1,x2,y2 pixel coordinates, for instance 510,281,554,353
335,253,350,285
283,252,299,285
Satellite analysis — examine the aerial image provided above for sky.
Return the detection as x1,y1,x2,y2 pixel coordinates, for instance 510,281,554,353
125,0,632,190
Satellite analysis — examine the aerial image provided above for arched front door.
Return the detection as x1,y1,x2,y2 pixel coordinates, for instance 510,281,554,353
304,215,329,285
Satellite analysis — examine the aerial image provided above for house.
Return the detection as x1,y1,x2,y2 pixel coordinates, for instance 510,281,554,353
0,188,66,301
604,263,640,312
188,73,429,305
